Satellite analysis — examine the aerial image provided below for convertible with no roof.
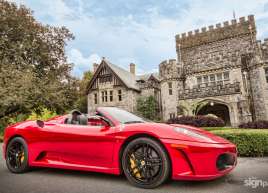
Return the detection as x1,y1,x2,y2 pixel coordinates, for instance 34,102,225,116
3,107,237,188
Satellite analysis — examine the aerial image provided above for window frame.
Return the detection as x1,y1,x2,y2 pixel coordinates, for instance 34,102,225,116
118,90,122,101
94,93,98,104
109,90,113,102
168,82,173,95
265,68,268,83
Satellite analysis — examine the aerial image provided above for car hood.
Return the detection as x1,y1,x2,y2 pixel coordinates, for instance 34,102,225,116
123,123,231,144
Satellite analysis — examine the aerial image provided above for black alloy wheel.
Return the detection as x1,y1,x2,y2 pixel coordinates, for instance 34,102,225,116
6,137,29,173
122,137,170,189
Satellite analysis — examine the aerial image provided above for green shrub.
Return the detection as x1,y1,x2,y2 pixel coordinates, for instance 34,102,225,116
27,108,57,121
8,113,29,125
0,113,28,136
210,129,268,157
136,96,160,121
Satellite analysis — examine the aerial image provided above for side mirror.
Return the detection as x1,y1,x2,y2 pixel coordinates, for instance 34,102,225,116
36,120,44,128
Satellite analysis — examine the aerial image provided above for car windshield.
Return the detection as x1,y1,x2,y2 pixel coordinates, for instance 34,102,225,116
98,107,150,124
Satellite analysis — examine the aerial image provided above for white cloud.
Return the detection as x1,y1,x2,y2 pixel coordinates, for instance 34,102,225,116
67,48,101,78
9,0,268,78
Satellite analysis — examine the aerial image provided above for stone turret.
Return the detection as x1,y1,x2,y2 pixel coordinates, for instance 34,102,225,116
159,59,180,80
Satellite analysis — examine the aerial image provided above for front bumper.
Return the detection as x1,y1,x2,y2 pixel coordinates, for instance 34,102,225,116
162,138,237,181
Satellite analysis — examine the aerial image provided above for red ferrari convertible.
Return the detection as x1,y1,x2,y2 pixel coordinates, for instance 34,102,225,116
3,107,237,188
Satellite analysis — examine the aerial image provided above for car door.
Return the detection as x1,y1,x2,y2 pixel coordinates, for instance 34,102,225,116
42,122,115,168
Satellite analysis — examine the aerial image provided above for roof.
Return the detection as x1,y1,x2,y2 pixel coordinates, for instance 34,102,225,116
87,58,160,93
104,59,140,91
137,73,160,82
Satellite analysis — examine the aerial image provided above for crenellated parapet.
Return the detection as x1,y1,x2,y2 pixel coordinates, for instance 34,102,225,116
176,15,256,50
159,59,181,80
159,59,177,68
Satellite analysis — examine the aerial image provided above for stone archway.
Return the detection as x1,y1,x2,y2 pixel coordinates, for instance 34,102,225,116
197,101,231,126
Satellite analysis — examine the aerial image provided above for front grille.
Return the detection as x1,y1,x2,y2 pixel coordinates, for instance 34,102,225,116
216,153,235,171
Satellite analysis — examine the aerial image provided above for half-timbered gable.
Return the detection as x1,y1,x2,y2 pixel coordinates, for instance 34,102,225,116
87,59,143,114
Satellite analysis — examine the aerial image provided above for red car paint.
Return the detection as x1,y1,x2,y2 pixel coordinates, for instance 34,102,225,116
2,107,237,180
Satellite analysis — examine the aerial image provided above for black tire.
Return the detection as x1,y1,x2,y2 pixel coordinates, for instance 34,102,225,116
6,137,30,173
122,137,170,189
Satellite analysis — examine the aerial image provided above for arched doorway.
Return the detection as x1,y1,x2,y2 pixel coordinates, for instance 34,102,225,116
197,102,231,126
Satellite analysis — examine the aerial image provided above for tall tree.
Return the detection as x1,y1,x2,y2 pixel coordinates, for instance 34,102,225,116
75,70,93,113
0,0,78,120
136,96,159,121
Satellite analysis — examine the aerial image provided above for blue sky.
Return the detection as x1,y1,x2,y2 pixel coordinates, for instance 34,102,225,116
12,0,268,78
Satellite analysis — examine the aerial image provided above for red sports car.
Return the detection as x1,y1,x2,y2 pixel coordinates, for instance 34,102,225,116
3,107,237,188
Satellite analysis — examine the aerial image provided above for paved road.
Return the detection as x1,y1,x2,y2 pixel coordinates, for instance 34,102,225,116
0,144,267,193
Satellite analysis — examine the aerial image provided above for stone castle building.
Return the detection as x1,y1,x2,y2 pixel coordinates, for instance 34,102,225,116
87,15,268,126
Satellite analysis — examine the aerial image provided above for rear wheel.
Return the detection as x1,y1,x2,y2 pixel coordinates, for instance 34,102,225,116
122,137,170,189
6,137,29,173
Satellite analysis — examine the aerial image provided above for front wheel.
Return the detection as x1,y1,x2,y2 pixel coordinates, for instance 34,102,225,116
6,137,30,173
122,137,170,189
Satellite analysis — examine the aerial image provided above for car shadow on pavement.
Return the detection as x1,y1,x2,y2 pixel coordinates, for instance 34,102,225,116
28,167,243,189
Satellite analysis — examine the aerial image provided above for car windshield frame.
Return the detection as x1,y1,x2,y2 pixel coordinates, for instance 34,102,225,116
97,107,152,124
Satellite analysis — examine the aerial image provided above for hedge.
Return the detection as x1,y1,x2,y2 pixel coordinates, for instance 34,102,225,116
239,120,268,129
207,128,268,157
167,115,225,127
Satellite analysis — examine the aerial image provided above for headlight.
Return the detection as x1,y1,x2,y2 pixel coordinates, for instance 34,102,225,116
174,127,214,142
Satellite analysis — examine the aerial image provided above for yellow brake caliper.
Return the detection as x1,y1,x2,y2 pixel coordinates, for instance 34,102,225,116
130,154,142,179
20,151,25,163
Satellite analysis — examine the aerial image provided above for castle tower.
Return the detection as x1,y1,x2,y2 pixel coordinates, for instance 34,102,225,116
171,15,268,125
159,59,182,120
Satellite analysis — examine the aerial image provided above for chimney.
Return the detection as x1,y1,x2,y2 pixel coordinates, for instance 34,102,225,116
129,63,135,75
93,63,99,73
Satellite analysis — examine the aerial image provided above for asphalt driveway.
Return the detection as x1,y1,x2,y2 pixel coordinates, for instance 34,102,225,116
0,144,267,193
